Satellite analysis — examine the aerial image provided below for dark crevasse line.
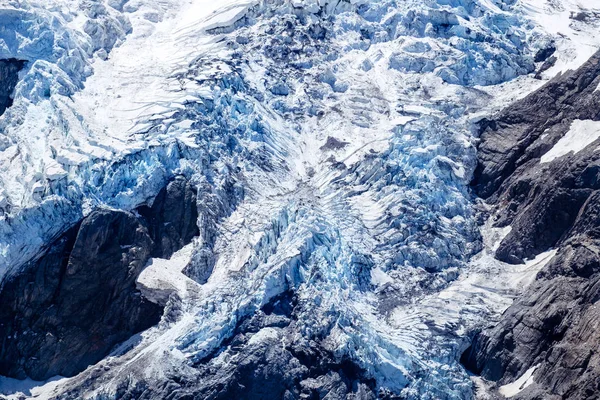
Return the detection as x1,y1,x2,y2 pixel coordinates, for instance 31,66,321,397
0,176,198,381
0,59,26,116
462,50,600,399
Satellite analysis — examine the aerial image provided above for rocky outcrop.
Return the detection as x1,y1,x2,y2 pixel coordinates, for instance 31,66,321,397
463,242,600,399
138,175,199,259
462,52,600,399
186,291,377,400
0,59,25,116
472,50,600,264
472,50,600,200
0,176,198,381
0,209,161,380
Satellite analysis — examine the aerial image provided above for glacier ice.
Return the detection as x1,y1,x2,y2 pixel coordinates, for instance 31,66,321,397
0,0,590,399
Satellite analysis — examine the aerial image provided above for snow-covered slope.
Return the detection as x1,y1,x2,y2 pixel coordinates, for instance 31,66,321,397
1,0,599,399
521,0,600,77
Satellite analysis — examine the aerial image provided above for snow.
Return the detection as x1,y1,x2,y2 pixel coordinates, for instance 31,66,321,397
541,119,600,163
391,218,556,370
499,364,539,398
137,243,198,305
0,375,69,400
44,159,68,180
0,0,262,276
371,267,394,285
520,0,600,78
194,1,254,31
247,327,281,346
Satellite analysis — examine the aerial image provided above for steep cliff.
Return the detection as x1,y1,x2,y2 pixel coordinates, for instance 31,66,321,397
463,49,600,400
0,177,197,381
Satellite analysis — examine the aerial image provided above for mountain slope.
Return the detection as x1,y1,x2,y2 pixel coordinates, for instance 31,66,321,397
463,47,600,400
1,0,599,399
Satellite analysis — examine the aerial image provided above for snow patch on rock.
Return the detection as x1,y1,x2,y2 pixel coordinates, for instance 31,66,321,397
499,364,538,398
541,119,600,163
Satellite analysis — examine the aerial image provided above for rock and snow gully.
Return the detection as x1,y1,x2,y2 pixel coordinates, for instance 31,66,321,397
1,0,600,399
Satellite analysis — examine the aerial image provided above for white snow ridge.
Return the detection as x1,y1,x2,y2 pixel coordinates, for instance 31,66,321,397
0,0,595,399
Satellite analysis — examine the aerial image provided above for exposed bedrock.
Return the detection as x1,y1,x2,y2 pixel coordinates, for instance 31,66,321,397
472,50,600,200
0,176,198,381
138,175,199,259
462,196,600,398
472,50,600,264
462,52,600,399
188,291,378,400
0,58,26,116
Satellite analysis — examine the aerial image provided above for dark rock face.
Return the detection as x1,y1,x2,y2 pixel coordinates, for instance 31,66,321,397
472,50,600,200
462,240,600,399
0,210,161,380
0,59,25,115
472,50,600,264
0,176,198,381
138,175,199,259
534,55,557,80
189,295,376,400
320,136,349,151
462,51,600,399
187,291,377,400
534,44,556,63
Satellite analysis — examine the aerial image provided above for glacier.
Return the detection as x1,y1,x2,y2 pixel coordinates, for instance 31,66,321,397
1,0,599,399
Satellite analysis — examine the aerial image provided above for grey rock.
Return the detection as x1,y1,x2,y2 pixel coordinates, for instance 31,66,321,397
534,44,556,63
0,59,26,115
138,175,199,259
53,292,378,400
472,50,600,263
0,209,162,380
0,176,199,381
462,241,600,400
320,136,350,151
472,50,600,200
462,51,600,399
534,55,557,80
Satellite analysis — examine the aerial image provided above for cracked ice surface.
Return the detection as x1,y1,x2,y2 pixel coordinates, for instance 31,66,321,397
0,0,573,398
